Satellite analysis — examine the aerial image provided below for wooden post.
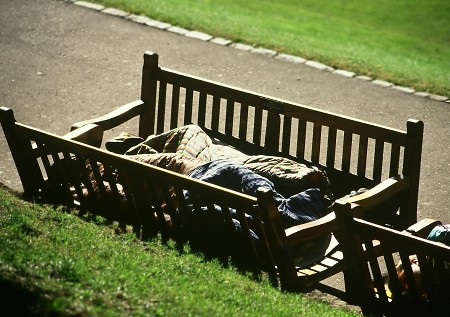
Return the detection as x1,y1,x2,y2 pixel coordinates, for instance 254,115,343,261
0,107,42,196
334,200,373,305
139,52,159,138
401,119,424,227
255,187,297,290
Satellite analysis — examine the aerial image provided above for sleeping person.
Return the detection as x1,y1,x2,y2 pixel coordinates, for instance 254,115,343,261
106,124,333,228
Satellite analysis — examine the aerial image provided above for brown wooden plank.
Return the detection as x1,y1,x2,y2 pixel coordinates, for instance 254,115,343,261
311,123,322,164
389,144,401,177
50,152,74,205
156,81,167,134
281,115,292,155
10,122,258,206
341,131,352,173
147,184,171,239
326,127,337,168
252,209,276,271
78,156,96,198
89,159,107,202
364,238,389,303
264,111,280,152
357,135,369,177
170,85,180,129
296,119,307,160
130,178,159,239
235,206,259,263
36,142,52,180
184,88,193,125
225,99,234,136
156,67,408,145
383,251,403,300
239,103,249,141
373,140,384,182
198,92,207,127
140,52,159,137
102,164,120,197
211,96,221,132
399,251,419,295
64,153,86,205
253,107,263,145
119,173,141,227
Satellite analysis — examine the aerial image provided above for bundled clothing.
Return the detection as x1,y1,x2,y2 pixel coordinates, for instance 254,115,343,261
188,159,326,227
107,124,333,228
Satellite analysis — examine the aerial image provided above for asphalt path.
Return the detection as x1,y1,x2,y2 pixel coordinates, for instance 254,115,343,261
1,0,449,311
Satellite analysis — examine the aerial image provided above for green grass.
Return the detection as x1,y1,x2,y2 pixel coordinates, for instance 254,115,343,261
88,0,449,96
0,187,358,316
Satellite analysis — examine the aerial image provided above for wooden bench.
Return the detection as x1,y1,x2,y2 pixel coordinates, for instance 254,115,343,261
335,201,450,316
0,51,424,291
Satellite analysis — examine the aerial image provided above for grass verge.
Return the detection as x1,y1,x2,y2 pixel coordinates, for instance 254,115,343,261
0,187,358,316
85,0,449,97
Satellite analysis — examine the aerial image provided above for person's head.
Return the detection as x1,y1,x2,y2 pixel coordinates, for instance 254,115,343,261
396,255,423,290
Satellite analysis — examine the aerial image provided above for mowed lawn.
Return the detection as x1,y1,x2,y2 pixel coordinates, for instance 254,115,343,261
89,0,449,97
0,188,358,316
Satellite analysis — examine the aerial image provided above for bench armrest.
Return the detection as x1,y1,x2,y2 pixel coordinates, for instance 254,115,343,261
63,123,104,147
405,218,442,238
71,100,145,131
285,212,337,248
340,175,409,210
284,202,365,248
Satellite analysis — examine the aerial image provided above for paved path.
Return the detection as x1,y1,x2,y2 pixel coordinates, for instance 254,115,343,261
1,0,449,312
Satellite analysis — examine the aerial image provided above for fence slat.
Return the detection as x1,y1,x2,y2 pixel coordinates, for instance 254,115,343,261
311,123,322,164
225,100,234,136
326,127,337,168
281,115,292,155
342,131,352,172
296,119,307,160
373,140,384,182
184,88,193,125
198,92,207,127
389,144,401,177
239,103,249,141
211,95,221,132
357,136,368,177
157,81,167,133
170,85,180,129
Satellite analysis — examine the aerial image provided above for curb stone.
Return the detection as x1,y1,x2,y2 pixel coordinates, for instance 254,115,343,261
145,19,171,30
102,8,129,18
428,94,448,102
251,47,277,57
167,26,190,35
210,37,232,46
356,75,372,81
275,53,306,64
126,14,155,25
372,79,393,88
333,69,355,78
74,1,104,11
305,60,335,72
186,31,213,41
414,92,430,98
230,43,254,51
392,86,415,94
69,0,449,103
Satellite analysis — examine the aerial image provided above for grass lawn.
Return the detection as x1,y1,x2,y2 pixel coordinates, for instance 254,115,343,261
0,187,358,316
86,0,449,97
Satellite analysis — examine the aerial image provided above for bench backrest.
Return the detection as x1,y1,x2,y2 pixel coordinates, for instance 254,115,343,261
0,107,280,272
335,201,450,315
137,52,423,228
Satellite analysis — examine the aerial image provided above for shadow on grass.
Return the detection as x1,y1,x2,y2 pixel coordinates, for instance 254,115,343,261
0,278,62,317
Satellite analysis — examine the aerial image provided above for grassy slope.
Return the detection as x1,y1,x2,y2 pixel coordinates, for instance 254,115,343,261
0,188,357,316
89,0,449,96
